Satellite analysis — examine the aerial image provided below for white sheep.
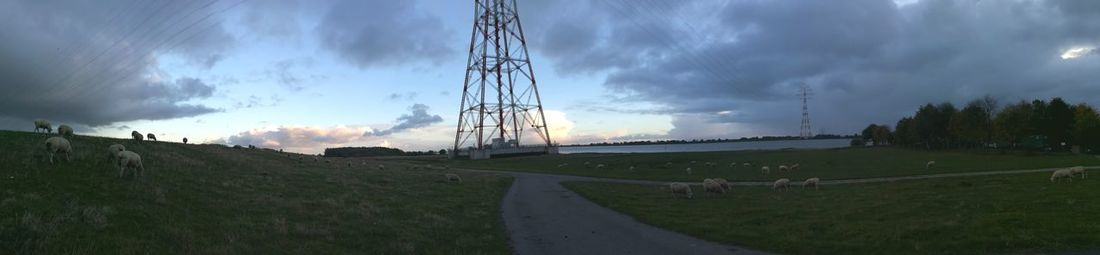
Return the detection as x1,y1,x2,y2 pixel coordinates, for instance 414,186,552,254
713,178,730,190
1069,166,1088,179
33,119,52,134
729,162,737,168
791,163,800,171
44,137,72,164
743,163,751,167
445,173,462,183
663,162,673,168
703,178,725,194
669,182,693,199
584,161,591,168
803,177,820,190
779,165,789,172
146,133,157,141
628,166,635,171
106,144,126,161
761,166,771,175
773,178,791,191
182,137,188,144
690,160,697,165
704,162,716,167
558,163,569,168
57,125,73,138
377,164,386,170
131,131,143,141
118,150,145,178
596,164,606,169
1051,169,1074,183
926,161,936,169
685,167,693,175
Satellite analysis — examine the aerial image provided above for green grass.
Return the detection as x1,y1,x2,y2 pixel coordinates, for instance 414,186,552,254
440,147,1100,181
0,130,512,254
563,173,1100,254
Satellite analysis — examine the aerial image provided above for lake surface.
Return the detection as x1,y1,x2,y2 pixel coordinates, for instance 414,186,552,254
558,139,851,154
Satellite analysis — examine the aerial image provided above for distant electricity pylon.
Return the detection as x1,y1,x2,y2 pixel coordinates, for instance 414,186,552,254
799,84,814,139
453,0,552,152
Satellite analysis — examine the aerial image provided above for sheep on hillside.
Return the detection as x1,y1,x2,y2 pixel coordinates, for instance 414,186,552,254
729,162,737,168
445,174,462,183
106,144,126,161
779,165,789,172
690,160,697,165
558,163,569,168
803,177,820,190
146,133,157,141
713,178,730,190
926,161,936,169
704,162,716,167
703,178,725,194
1051,169,1074,183
596,164,606,169
1069,166,1088,179
33,119,52,134
761,166,770,175
743,163,751,167
377,164,386,170
669,182,693,199
685,167,693,175
584,161,591,168
663,162,673,168
117,151,145,178
58,125,73,138
131,131,143,141
773,178,791,191
791,163,801,171
44,137,72,164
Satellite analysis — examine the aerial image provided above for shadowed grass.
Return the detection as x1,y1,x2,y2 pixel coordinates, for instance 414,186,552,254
564,173,1100,255
0,130,511,254
440,147,1100,181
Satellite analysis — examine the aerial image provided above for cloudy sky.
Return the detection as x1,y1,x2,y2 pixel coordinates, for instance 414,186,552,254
2,0,1100,154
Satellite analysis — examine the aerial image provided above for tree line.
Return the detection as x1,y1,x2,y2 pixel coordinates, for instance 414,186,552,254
860,96,1100,152
324,146,448,157
569,134,854,147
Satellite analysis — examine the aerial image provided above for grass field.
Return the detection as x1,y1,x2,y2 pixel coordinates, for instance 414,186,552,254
0,130,512,254
439,147,1100,181
563,172,1100,254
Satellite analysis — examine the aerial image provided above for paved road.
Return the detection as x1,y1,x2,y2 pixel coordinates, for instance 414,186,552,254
499,172,764,255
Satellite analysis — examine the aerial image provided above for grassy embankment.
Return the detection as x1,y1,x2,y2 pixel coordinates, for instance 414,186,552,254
0,130,512,254
440,147,1099,181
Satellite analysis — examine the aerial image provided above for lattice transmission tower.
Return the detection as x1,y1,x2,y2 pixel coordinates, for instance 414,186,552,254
453,0,552,153
798,84,814,139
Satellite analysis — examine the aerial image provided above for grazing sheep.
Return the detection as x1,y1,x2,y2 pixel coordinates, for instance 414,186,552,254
34,119,53,134
584,161,592,168
57,125,73,138
182,137,188,144
377,164,386,170
117,151,145,178
106,144,126,161
445,174,462,183
926,161,936,169
685,167,693,175
703,178,725,194
713,178,730,190
803,177,820,190
669,182,693,199
131,131,143,141
1051,169,1074,183
761,166,770,175
44,137,72,164
779,165,789,172
690,160,697,165
663,162,673,168
773,178,791,191
704,162,716,167
557,163,569,168
729,162,737,168
1069,166,1088,179
743,163,751,167
596,164,606,169
628,166,636,171
791,163,800,171
146,133,157,141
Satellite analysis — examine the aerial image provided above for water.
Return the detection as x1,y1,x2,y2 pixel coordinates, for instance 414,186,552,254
558,139,851,154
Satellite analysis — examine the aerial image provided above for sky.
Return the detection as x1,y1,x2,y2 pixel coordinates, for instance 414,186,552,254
2,0,1100,154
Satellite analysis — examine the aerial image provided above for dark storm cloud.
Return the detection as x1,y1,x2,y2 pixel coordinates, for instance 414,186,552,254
527,0,1100,135
365,104,444,136
315,0,453,68
0,0,234,127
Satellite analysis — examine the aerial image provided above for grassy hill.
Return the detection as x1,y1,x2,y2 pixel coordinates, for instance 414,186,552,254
0,130,512,254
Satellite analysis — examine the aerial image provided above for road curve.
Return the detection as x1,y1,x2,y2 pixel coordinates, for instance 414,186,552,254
500,172,764,255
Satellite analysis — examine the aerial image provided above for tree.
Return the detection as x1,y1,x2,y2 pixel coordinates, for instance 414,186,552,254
993,101,1035,148
872,125,892,146
439,149,448,155
894,117,917,146
1044,98,1074,150
1072,103,1100,151
913,103,956,149
948,99,994,148
861,124,879,142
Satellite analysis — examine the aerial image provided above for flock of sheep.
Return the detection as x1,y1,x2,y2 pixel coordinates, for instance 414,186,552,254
34,119,151,178
284,151,462,183
663,161,821,199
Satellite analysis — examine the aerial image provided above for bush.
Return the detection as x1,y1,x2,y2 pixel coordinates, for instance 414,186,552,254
850,138,865,147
